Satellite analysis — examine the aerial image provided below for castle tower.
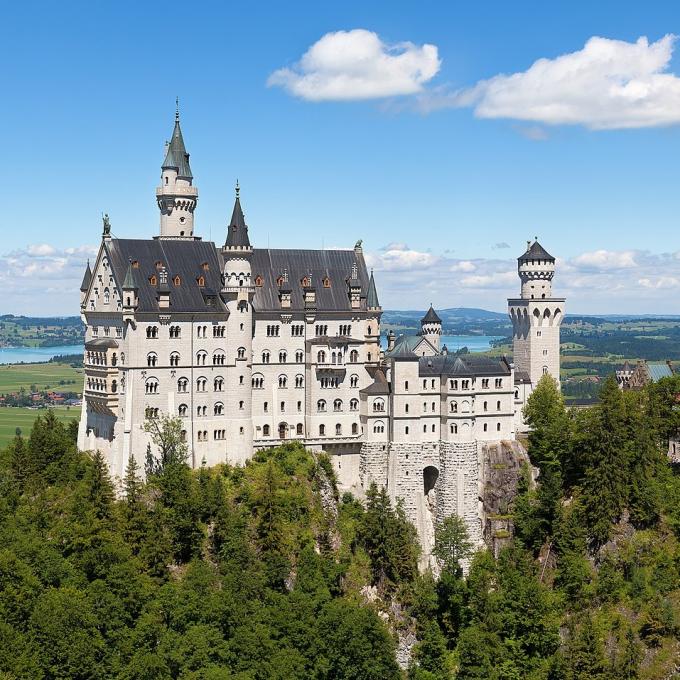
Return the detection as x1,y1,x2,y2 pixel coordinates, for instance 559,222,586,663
508,240,565,388
221,183,254,463
421,305,442,352
156,102,198,239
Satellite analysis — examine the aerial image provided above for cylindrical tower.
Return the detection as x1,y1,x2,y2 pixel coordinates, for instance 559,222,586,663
156,105,198,239
421,305,442,352
518,239,555,299
221,183,254,464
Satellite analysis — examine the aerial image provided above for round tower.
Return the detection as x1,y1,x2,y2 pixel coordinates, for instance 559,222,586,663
421,305,442,352
508,239,565,390
221,183,254,464
156,102,198,239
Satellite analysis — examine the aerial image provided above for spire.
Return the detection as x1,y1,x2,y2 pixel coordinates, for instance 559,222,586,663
122,259,138,289
80,260,92,292
366,269,380,308
162,105,193,179
421,304,442,325
518,239,554,262
224,182,251,248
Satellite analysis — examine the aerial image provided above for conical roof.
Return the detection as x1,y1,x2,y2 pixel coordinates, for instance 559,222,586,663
421,305,441,325
122,259,139,289
519,239,554,262
162,113,193,180
224,185,251,248
80,260,92,292
366,269,380,308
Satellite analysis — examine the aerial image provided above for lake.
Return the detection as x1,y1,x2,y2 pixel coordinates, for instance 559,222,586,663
0,345,84,366
380,335,505,353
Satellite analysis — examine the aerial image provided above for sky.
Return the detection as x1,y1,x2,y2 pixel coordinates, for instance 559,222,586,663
2,0,680,315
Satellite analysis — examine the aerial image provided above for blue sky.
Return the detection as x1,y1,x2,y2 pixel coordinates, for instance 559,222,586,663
2,0,680,315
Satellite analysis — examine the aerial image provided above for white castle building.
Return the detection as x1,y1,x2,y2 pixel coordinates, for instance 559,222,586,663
78,112,564,559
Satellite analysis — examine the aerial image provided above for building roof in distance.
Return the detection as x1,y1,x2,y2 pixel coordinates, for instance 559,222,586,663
421,305,442,324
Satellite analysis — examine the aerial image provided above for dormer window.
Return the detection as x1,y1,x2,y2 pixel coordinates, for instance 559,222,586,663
276,276,284,287
149,275,157,286
197,276,205,287
255,275,264,287
302,276,311,287
201,262,209,272
155,261,163,270
132,260,139,269
173,275,181,286
322,277,331,288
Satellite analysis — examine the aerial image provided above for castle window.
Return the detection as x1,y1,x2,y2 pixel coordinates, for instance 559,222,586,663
239,400,244,410
212,351,226,366
483,401,488,412
543,366,548,375
178,378,188,393
349,350,359,363
252,374,264,389
495,378,503,388
296,351,304,363
103,288,110,304
336,423,342,436
297,423,304,436
497,422,501,431
263,425,270,437
169,325,181,338
147,352,158,367
146,326,158,339
451,424,457,434
264,402,269,413
145,378,159,395
197,276,205,287
323,277,331,288
214,377,224,391
255,275,264,287
405,404,409,413
405,426,409,435
237,347,246,359
317,350,326,364
405,381,409,391
302,276,311,287
149,275,157,286
319,424,326,436
352,423,358,435
373,398,385,413
201,262,209,271
497,400,501,411
317,399,326,412
132,260,139,269
423,425,427,433
432,424,435,432
145,407,159,419
483,423,488,432
155,261,163,270
482,378,489,389
279,351,287,363
173,275,181,286
111,380,117,393
214,402,224,416
450,401,457,413
297,401,302,412
280,401,285,413
350,398,358,411
170,352,180,367
432,401,436,412
279,375,287,388
276,276,284,287
334,399,343,412
197,351,207,366
295,375,304,388
196,377,207,392
178,404,188,417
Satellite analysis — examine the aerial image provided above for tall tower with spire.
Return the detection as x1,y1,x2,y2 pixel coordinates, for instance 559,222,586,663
421,305,442,352
156,101,198,239
221,183,255,463
508,239,565,390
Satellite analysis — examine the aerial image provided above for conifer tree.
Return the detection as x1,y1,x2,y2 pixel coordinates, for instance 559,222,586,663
433,513,473,576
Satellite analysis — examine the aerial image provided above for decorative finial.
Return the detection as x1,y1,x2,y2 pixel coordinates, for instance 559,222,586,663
235,179,240,198
175,97,180,122
534,235,538,241
102,213,111,236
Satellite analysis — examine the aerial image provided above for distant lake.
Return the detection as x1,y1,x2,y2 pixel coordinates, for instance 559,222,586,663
380,335,505,353
0,345,84,366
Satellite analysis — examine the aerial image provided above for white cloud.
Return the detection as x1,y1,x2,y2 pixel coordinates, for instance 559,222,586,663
367,243,438,271
425,34,680,130
571,249,637,270
459,271,516,289
451,260,476,272
27,243,56,257
267,29,440,101
638,276,680,289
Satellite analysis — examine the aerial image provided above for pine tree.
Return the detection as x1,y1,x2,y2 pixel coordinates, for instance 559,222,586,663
121,455,147,553
432,513,473,575
613,627,641,679
87,450,114,520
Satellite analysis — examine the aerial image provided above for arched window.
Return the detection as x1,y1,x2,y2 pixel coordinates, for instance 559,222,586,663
296,351,304,363
295,375,304,388
319,424,325,436
450,401,457,413
255,275,263,287
373,398,385,412
333,399,343,412
497,400,501,411
178,377,188,393
263,424,270,437
373,421,385,434
317,399,326,412
173,275,181,286
147,352,157,367
483,401,488,412
297,423,303,436
111,353,117,367
214,377,224,391
252,373,264,389
350,374,359,388
279,351,287,363
317,350,326,364
213,351,225,366
103,288,110,304
349,350,359,363
237,347,246,359
196,377,207,392
214,402,224,416
336,423,342,436
197,275,205,287
178,404,188,417
279,375,287,388
352,423,358,435
146,326,158,339
145,377,159,395
451,424,458,434
350,398,358,411
262,351,270,364
170,352,180,367
196,351,207,366
111,379,117,393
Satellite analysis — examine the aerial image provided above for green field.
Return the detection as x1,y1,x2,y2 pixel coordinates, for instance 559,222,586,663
0,406,79,449
0,362,82,394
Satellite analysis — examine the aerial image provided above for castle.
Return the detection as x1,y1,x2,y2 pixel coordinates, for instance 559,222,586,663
78,111,564,560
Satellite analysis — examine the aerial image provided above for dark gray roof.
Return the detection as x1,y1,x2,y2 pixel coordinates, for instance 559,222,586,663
80,260,92,292
360,368,391,395
421,305,442,324
85,338,119,349
122,259,139,289
224,190,251,249
366,270,380,309
514,370,531,384
251,248,371,312
419,354,511,377
105,239,226,314
162,115,193,180
519,240,554,262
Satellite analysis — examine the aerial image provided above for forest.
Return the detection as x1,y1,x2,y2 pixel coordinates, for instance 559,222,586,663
1,373,680,678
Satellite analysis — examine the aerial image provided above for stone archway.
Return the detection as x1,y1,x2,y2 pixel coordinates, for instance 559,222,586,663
423,465,439,496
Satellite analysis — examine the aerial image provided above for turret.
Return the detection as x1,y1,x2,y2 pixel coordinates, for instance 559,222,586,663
156,102,198,239
80,260,92,309
122,259,139,311
421,305,442,352
518,239,555,299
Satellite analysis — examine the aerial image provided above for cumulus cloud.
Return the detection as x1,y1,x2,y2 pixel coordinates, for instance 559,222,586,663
451,260,476,272
571,249,637,270
492,242,511,250
267,29,440,101
0,243,97,314
424,34,680,129
366,243,438,271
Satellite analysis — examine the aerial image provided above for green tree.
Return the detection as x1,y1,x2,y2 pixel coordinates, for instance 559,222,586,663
143,413,188,476
87,450,115,520
432,513,473,575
